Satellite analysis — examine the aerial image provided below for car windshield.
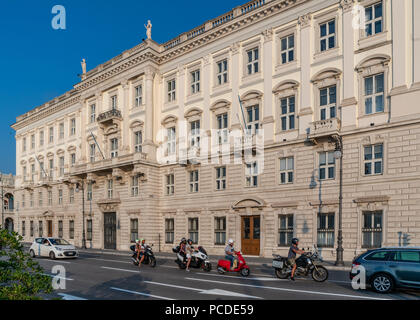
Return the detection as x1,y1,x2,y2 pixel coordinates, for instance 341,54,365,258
49,238,70,246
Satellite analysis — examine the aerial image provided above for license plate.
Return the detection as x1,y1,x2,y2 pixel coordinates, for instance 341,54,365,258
67,252,74,256
272,260,283,268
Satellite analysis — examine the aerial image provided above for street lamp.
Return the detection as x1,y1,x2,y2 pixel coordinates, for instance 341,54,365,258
75,181,86,249
333,135,344,266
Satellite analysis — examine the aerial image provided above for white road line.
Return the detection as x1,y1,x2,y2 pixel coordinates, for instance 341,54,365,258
185,277,391,300
85,257,131,264
36,259,71,264
101,266,139,273
110,287,175,300
58,293,87,300
42,273,74,281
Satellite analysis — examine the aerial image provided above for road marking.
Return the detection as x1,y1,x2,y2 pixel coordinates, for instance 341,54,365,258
58,293,87,300
110,287,175,300
144,280,262,299
101,266,139,273
85,257,131,264
42,273,74,281
36,259,71,264
200,273,275,281
185,277,391,300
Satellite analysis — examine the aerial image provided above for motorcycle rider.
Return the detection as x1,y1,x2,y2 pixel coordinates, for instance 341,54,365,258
137,238,147,268
185,239,195,272
225,239,236,269
177,237,187,264
288,238,305,281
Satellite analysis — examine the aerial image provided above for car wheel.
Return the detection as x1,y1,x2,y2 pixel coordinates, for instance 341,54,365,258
371,273,394,293
49,251,56,260
29,249,36,258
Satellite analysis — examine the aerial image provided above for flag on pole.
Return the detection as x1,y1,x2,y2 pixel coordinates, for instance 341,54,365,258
238,95,248,134
90,131,106,160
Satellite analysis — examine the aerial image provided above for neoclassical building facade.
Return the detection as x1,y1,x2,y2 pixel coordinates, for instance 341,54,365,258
11,0,420,260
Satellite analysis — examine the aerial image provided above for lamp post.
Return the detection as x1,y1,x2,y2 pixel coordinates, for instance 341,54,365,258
75,181,86,249
334,135,344,266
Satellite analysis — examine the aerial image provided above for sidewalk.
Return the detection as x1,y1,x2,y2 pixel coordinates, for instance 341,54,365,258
76,247,352,271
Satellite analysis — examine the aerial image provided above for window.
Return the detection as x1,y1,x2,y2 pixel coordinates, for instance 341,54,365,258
391,251,420,263
49,159,54,179
59,156,65,177
217,60,228,85
49,127,54,143
71,153,76,166
365,251,390,261
87,219,92,241
246,48,259,75
166,174,174,195
110,138,118,158
39,162,45,179
188,218,199,244
30,193,34,207
280,96,295,131
48,190,52,206
58,189,63,205
189,170,199,193
22,137,26,152
317,213,335,248
31,134,35,149
280,157,294,184
216,167,226,190
87,182,93,201
319,151,335,180
320,85,336,120
131,176,139,197
38,221,43,237
278,215,294,246
30,221,34,237
22,166,26,182
59,123,64,139
107,179,113,199
38,191,43,207
167,79,176,102
58,220,63,238
111,95,118,110
130,219,138,243
134,131,142,153
364,144,383,175
90,104,96,123
69,187,74,203
365,2,383,37
191,70,200,94
22,221,26,237
320,20,336,52
167,127,176,155
69,220,74,239
190,120,200,148
364,73,384,114
362,211,383,248
217,113,228,144
245,161,258,187
246,105,260,136
214,217,226,245
135,85,143,107
165,219,174,244
40,131,44,146
69,118,75,136
280,34,294,64
90,144,96,163
31,164,35,182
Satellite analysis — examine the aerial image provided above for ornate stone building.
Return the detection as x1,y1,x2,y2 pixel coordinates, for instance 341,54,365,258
11,0,420,260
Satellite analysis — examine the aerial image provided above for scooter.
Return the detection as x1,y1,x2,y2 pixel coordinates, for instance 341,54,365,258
130,244,157,268
217,251,250,277
172,245,212,272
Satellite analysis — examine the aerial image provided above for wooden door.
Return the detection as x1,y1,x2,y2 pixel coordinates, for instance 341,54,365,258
104,213,117,249
47,221,53,237
241,216,260,256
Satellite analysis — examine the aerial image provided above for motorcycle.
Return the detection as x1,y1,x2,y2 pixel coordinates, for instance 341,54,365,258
217,251,250,277
272,245,328,282
130,244,157,268
172,245,212,272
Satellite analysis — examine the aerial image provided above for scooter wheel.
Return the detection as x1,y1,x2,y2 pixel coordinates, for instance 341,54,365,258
217,267,225,274
150,257,157,268
240,268,250,277
204,263,212,272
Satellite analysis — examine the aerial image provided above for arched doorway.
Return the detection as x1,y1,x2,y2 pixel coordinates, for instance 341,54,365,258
5,218,14,232
4,193,14,211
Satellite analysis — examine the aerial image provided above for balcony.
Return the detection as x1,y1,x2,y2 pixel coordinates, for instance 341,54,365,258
97,109,122,126
309,118,341,139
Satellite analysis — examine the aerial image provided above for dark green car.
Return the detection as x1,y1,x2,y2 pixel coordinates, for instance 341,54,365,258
350,247,420,293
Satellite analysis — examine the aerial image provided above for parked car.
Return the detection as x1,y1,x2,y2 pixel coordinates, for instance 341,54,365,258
350,247,420,293
29,237,79,260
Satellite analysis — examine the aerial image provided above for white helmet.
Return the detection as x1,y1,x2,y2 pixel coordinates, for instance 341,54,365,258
228,239,234,244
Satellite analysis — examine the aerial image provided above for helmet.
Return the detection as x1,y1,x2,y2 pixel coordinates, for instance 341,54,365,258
140,238,145,243
228,239,234,244
181,237,186,243
135,239,140,243
292,238,299,245
187,239,192,243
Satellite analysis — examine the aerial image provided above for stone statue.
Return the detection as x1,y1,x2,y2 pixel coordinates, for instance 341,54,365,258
81,58,86,75
145,20,152,40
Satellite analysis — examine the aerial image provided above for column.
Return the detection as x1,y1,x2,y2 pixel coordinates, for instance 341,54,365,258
391,0,409,90
262,28,274,144
230,42,241,130
143,66,157,159
121,81,130,154
413,0,420,85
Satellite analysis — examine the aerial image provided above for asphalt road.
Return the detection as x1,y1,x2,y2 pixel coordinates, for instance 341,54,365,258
33,251,420,301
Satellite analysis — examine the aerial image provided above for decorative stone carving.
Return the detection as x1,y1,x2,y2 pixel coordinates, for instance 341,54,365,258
262,28,273,42
145,20,152,40
230,42,240,55
340,0,354,12
298,13,312,28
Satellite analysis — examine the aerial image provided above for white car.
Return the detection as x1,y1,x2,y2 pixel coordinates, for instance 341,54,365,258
29,237,79,259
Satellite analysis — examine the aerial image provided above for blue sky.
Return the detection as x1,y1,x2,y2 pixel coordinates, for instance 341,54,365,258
0,0,246,174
